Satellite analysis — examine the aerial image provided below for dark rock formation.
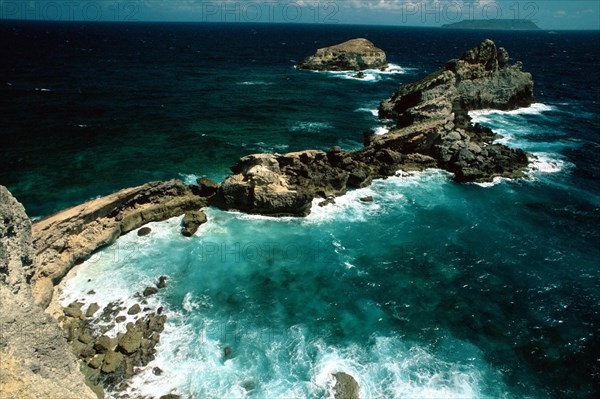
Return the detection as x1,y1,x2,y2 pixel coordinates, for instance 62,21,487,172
298,38,388,71
0,185,97,399
31,179,207,309
181,210,207,237
213,40,534,216
157,275,168,289
137,227,152,237
196,177,220,197
333,372,360,399
378,38,533,181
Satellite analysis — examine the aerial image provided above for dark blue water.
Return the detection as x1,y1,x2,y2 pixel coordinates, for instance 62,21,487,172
2,21,599,398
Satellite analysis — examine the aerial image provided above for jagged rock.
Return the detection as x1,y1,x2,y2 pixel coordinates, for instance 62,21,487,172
159,395,181,399
30,179,207,309
127,304,141,315
116,315,127,323
212,151,348,216
208,40,534,217
181,210,207,237
0,190,96,399
137,227,152,236
86,302,100,318
333,372,360,399
143,286,158,297
377,39,532,182
153,366,163,375
298,38,387,71
360,196,374,203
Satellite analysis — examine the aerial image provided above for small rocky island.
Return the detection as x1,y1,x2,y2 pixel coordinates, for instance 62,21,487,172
297,38,388,71
1,39,535,398
442,19,541,30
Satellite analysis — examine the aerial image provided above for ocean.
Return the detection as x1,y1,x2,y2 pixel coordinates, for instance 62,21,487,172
1,21,599,398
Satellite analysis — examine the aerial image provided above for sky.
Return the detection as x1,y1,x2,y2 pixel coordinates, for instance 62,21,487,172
0,0,598,30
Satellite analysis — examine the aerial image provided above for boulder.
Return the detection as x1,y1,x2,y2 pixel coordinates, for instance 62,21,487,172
196,177,220,197
181,210,207,237
298,38,388,71
94,335,114,354
85,302,100,318
137,227,152,236
127,304,141,315
333,372,360,399
101,350,124,373
143,286,158,297
117,327,143,355
157,275,168,289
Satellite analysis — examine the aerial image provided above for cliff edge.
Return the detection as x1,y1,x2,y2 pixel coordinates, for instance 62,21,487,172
0,186,97,399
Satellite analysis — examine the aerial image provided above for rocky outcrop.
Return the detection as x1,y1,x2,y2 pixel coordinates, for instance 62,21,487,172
0,185,97,399
213,40,534,215
378,38,533,181
31,179,207,309
333,372,360,399
181,210,207,237
298,38,388,71
211,151,348,216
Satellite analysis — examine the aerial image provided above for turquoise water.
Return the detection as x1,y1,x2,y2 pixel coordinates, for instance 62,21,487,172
60,106,598,397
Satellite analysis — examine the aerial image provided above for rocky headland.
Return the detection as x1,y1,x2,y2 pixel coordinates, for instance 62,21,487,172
297,38,388,71
213,39,534,216
31,179,207,310
1,39,535,398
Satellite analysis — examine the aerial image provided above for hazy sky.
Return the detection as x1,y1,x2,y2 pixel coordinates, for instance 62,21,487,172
1,0,598,30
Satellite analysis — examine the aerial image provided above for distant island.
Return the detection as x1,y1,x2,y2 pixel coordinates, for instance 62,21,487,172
442,19,541,30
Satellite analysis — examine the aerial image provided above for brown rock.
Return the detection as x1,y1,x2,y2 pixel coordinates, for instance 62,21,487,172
127,304,141,315
88,354,105,370
94,335,114,354
101,350,124,373
181,210,207,237
117,328,143,355
85,302,100,318
333,372,360,399
196,177,220,197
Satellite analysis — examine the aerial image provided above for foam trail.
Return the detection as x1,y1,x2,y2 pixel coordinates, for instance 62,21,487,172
469,103,554,123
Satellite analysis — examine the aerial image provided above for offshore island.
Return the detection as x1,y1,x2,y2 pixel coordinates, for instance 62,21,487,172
442,19,541,30
1,39,535,398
